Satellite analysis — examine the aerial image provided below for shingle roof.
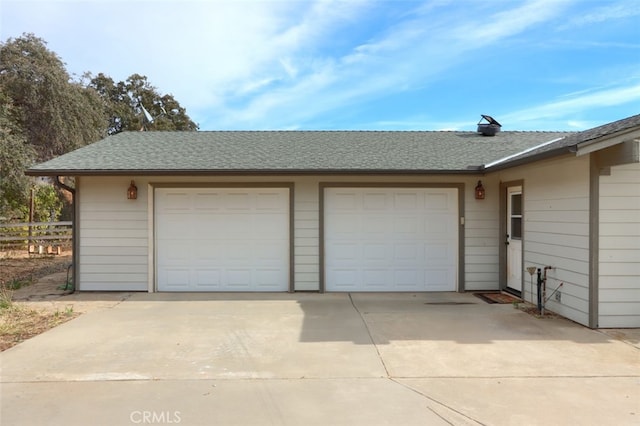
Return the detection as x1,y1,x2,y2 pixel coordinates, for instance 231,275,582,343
26,130,570,175
487,113,640,167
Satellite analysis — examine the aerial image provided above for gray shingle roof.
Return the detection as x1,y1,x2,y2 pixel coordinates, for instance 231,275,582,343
487,113,640,167
27,130,570,175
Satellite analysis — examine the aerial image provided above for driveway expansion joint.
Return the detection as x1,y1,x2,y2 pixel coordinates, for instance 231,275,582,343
348,292,391,378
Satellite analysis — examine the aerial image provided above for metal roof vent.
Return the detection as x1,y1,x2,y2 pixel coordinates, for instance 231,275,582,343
477,115,501,136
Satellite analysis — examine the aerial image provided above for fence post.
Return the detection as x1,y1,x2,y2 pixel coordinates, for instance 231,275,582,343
28,187,35,255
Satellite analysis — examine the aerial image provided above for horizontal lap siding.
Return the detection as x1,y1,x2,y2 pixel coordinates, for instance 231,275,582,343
464,199,499,291
293,179,320,290
599,163,640,328
78,175,498,292
78,177,148,291
499,155,591,326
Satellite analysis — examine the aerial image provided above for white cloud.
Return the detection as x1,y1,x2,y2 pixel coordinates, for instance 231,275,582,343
561,0,640,29
451,0,566,46
501,82,640,127
201,0,572,128
2,0,635,131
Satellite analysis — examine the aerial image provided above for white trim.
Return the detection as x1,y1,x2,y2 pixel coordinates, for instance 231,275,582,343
575,134,637,156
484,137,565,169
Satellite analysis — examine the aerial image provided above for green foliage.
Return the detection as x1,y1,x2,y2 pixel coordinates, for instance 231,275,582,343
32,184,63,222
87,72,199,134
0,34,106,162
4,278,33,291
0,286,13,310
0,93,35,220
0,33,198,221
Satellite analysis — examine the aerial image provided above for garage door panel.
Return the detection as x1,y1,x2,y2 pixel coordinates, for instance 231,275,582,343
252,242,282,262
161,269,191,289
394,269,423,288
157,187,289,292
394,216,420,234
325,187,457,292
224,192,253,210
363,244,386,261
363,192,387,210
425,269,454,291
362,269,389,287
256,192,286,210
363,216,387,233
256,269,287,289
394,192,419,209
425,193,449,209
424,242,455,261
329,269,359,289
161,193,191,211
426,214,455,234
332,192,359,209
329,214,361,234
329,243,360,262
226,269,252,287
194,192,223,210
194,269,221,288
394,244,420,261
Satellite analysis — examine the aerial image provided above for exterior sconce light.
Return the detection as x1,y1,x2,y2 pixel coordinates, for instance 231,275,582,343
475,180,485,200
127,180,138,200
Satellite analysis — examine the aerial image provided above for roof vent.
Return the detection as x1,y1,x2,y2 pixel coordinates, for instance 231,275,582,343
477,115,501,136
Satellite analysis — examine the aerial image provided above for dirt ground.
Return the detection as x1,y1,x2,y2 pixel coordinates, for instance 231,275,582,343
0,252,73,288
0,252,130,351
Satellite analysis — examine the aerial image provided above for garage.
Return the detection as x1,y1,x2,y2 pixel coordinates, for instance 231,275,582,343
155,187,290,292
324,187,459,292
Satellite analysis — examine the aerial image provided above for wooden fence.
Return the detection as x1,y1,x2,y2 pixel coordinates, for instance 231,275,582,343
0,221,72,254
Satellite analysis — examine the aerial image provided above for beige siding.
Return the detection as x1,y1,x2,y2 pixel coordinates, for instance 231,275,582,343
599,163,640,328
78,175,499,292
78,177,149,290
292,177,320,290
463,176,500,291
498,155,591,326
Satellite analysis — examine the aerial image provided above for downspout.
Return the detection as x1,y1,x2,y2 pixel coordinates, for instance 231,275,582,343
54,176,76,292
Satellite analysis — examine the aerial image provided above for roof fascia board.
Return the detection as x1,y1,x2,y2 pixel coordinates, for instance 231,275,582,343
484,147,573,172
483,136,566,169
575,131,640,156
25,168,482,177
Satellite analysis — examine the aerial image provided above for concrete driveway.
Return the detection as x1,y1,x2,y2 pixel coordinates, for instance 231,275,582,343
1,292,638,425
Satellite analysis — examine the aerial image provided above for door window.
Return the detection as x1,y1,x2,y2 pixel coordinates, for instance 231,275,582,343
510,193,522,240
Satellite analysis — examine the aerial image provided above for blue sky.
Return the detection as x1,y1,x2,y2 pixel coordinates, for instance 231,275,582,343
1,0,639,131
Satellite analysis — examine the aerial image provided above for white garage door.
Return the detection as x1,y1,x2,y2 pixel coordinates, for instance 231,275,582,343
325,187,458,292
156,187,289,292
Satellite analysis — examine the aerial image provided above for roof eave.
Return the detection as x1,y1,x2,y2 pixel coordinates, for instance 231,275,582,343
483,146,575,172
25,168,483,177
574,128,640,156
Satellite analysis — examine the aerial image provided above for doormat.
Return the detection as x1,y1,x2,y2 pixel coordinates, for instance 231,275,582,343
474,292,521,304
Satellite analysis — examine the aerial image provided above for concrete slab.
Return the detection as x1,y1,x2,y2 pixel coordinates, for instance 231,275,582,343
1,291,638,425
350,293,640,378
1,293,386,382
1,379,464,426
397,377,640,426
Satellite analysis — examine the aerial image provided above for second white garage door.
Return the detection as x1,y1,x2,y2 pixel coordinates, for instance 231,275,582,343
324,187,458,292
156,187,290,292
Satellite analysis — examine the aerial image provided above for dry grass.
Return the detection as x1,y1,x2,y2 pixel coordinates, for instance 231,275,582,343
0,304,78,351
0,271,78,352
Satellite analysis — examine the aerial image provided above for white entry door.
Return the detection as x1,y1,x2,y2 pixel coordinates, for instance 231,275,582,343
506,186,523,293
324,187,458,292
156,187,289,292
